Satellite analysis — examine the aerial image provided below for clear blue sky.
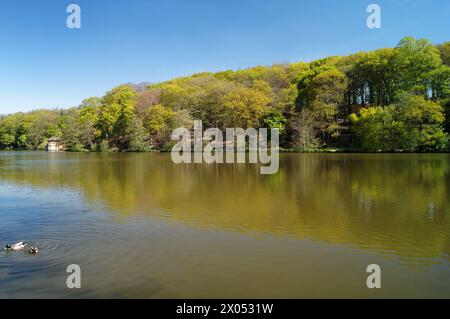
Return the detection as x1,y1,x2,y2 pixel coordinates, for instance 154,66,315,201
0,0,448,114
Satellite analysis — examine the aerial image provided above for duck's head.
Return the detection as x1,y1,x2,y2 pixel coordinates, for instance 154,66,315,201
4,244,12,250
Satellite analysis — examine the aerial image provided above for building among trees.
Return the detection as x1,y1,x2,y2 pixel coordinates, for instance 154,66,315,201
46,137,63,152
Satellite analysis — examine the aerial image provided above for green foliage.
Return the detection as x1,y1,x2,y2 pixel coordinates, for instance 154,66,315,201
17,134,28,149
444,99,450,136
437,41,450,66
428,65,450,99
0,133,15,148
350,106,407,152
291,108,320,151
143,104,174,135
261,110,287,134
222,86,271,128
78,98,101,150
98,85,137,141
296,66,347,143
98,139,110,152
0,37,449,153
60,109,83,151
394,37,442,93
128,117,151,152
351,95,448,152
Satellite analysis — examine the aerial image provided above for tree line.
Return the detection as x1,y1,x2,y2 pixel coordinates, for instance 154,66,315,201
1,37,449,152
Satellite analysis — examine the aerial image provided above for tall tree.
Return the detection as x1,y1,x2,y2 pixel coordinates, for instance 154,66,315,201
98,85,137,148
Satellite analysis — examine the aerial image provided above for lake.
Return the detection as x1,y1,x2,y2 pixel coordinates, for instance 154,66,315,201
0,151,449,298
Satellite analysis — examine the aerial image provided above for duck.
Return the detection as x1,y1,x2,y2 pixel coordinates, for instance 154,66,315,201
4,242,27,251
28,247,39,255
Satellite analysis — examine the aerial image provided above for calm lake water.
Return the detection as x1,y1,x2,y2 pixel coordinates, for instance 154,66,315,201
0,151,449,298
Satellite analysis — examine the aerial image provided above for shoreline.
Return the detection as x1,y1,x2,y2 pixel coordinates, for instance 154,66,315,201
1,149,450,154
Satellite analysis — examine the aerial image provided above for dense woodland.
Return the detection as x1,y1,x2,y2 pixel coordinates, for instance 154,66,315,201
1,37,449,152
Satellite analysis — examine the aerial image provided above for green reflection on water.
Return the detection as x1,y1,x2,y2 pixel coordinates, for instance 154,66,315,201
1,152,449,264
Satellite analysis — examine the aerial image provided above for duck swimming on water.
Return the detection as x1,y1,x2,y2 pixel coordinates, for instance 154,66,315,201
28,247,39,254
4,242,27,251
